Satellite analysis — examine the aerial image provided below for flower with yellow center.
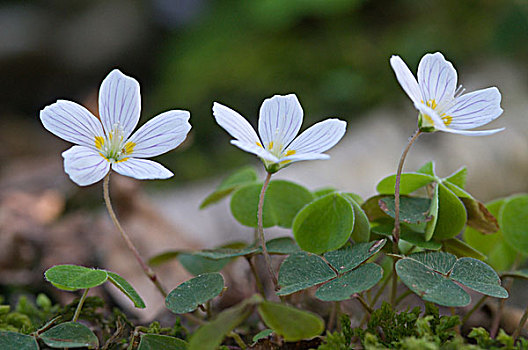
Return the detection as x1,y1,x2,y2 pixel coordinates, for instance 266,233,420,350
390,52,504,136
213,94,347,173
40,69,191,186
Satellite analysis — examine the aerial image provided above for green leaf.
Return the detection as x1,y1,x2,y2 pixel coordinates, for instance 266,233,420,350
450,258,508,298
230,180,313,228
315,263,383,301
165,273,224,314
40,322,99,348
425,183,439,241
0,332,38,350
417,161,436,177
376,173,435,195
502,269,528,280
442,181,471,198
188,295,261,350
462,198,519,271
200,166,258,209
252,329,273,343
431,184,467,240
405,251,457,275
313,187,337,198
361,195,392,222
344,194,370,242
444,167,467,189
324,240,386,274
293,192,354,254
265,237,300,254
501,194,528,255
44,265,108,291
148,251,182,267
442,238,486,260
257,301,324,341
401,229,442,250
179,254,231,275
138,334,188,350
277,252,336,296
379,196,431,224
396,258,470,307
106,271,146,308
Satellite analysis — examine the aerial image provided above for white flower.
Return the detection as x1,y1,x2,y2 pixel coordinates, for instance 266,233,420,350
41,69,191,186
213,94,347,173
390,52,504,136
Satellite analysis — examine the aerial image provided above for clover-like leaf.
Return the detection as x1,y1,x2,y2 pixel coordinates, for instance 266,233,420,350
442,238,486,260
106,271,145,308
200,166,258,209
257,301,324,342
443,166,467,189
230,180,313,228
417,161,436,177
376,173,435,195
40,322,99,348
0,331,38,350
370,220,441,250
396,257,470,307
502,269,528,280
379,196,431,224
431,183,467,240
165,273,224,314
45,265,108,291
315,263,383,301
313,187,337,198
424,183,439,241
324,240,386,274
450,258,508,298
501,194,528,255
405,251,457,274
344,194,370,242
293,192,354,254
252,329,273,344
138,334,187,350
265,237,300,254
277,252,336,296
188,295,261,350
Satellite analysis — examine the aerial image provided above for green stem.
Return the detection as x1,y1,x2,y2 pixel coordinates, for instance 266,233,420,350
257,172,278,289
513,305,528,342
461,295,487,325
103,173,167,298
228,331,247,349
72,289,90,322
370,274,391,309
390,258,398,307
356,294,373,314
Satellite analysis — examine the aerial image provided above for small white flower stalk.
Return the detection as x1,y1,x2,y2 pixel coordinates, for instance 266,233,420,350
390,52,504,136
213,93,347,289
213,94,347,174
41,69,191,186
40,69,192,298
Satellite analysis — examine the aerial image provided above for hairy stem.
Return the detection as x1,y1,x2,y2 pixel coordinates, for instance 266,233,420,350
461,295,487,325
103,173,167,298
356,294,373,314
72,288,90,322
392,129,421,243
257,172,278,289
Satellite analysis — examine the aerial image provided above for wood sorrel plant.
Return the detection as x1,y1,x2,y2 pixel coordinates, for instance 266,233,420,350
12,52,526,349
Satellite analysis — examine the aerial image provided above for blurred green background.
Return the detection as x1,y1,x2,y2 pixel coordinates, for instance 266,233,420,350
1,0,527,182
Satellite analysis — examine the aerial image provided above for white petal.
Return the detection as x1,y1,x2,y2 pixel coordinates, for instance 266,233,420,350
417,52,457,107
213,102,261,145
439,127,505,136
258,94,303,149
442,87,503,130
40,100,105,149
231,140,280,163
286,119,346,155
279,152,330,164
62,145,110,186
126,110,191,158
98,69,141,139
111,158,173,180
390,55,422,104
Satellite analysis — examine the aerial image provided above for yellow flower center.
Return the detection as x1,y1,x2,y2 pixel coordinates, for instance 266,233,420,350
94,124,135,162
